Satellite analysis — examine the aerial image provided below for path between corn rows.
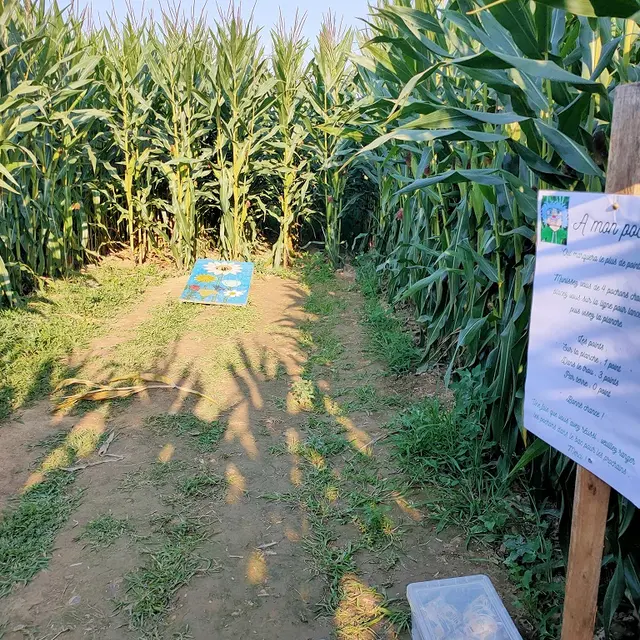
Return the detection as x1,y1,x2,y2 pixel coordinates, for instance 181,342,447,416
0,265,515,639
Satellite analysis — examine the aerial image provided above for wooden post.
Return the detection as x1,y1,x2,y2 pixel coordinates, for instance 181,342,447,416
561,467,611,639
561,82,640,640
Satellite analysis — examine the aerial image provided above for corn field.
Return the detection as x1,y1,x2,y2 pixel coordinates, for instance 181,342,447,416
352,0,640,632
0,0,359,305
3,0,640,632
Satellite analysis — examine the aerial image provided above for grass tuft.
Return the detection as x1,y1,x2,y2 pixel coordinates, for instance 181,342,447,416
118,515,213,631
79,514,132,550
146,413,226,453
178,472,225,499
109,300,203,372
355,257,419,374
0,472,80,597
121,460,188,492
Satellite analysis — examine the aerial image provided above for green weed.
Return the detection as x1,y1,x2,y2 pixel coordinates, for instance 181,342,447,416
305,289,346,316
390,389,515,539
341,384,404,414
355,258,419,374
79,514,132,550
354,502,396,550
121,460,188,492
0,472,80,597
300,254,336,286
27,430,68,452
301,321,345,367
146,413,226,453
118,515,213,631
110,300,203,371
291,378,317,411
361,299,418,375
178,472,225,499
502,522,564,637
0,264,165,421
303,524,358,613
305,416,350,456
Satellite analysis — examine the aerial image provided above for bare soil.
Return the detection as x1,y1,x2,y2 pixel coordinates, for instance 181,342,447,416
0,269,519,640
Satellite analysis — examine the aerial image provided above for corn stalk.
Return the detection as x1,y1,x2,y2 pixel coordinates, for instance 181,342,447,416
98,13,156,262
212,8,275,260
306,14,356,267
270,15,313,268
146,10,215,269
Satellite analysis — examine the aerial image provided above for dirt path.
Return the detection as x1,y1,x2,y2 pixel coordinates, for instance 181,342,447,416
0,262,517,640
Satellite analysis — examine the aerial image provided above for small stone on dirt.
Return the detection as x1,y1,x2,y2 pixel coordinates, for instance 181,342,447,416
68,594,81,606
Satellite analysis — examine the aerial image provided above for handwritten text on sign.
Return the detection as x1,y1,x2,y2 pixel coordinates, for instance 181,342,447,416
525,191,640,506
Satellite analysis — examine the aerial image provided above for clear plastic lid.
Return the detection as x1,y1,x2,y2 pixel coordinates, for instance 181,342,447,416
407,574,522,640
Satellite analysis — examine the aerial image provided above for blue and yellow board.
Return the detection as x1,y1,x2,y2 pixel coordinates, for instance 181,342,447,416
180,259,254,306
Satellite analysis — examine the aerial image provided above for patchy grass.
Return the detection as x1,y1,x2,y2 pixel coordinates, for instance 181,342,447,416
0,419,115,596
339,384,404,414
106,300,260,388
146,413,226,453
354,253,564,636
0,471,80,597
109,300,203,372
388,370,564,635
0,263,166,421
300,321,345,366
304,525,358,613
355,257,419,374
121,460,188,492
194,302,260,338
269,423,350,461
79,514,132,550
118,514,214,631
262,254,410,637
27,429,68,452
253,259,298,281
305,289,347,317
389,378,516,539
178,472,225,499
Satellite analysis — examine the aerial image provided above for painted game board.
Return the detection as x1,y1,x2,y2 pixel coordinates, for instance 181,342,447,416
180,259,254,306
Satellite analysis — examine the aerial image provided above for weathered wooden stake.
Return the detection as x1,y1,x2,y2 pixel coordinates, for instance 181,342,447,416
561,82,640,640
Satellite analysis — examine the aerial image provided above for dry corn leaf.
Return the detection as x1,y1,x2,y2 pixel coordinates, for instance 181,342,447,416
55,374,216,411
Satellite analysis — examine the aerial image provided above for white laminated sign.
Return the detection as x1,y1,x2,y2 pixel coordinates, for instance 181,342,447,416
525,190,640,506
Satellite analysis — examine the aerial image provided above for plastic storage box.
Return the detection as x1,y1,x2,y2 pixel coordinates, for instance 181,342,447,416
407,574,522,640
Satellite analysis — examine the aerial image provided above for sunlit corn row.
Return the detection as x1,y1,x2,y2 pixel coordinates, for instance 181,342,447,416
0,1,356,304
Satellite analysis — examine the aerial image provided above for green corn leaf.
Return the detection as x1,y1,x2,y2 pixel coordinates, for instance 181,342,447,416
508,437,550,478
536,119,604,176
531,0,640,19
396,268,450,300
451,49,605,92
0,254,15,306
356,128,506,157
397,169,507,196
489,0,540,58
458,315,488,346
603,557,626,634
624,556,640,600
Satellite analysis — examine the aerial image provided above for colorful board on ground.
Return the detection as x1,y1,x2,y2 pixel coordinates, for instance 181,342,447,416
525,190,640,507
180,259,254,306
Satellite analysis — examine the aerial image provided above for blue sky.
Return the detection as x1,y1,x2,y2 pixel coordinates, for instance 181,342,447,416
84,1,373,48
